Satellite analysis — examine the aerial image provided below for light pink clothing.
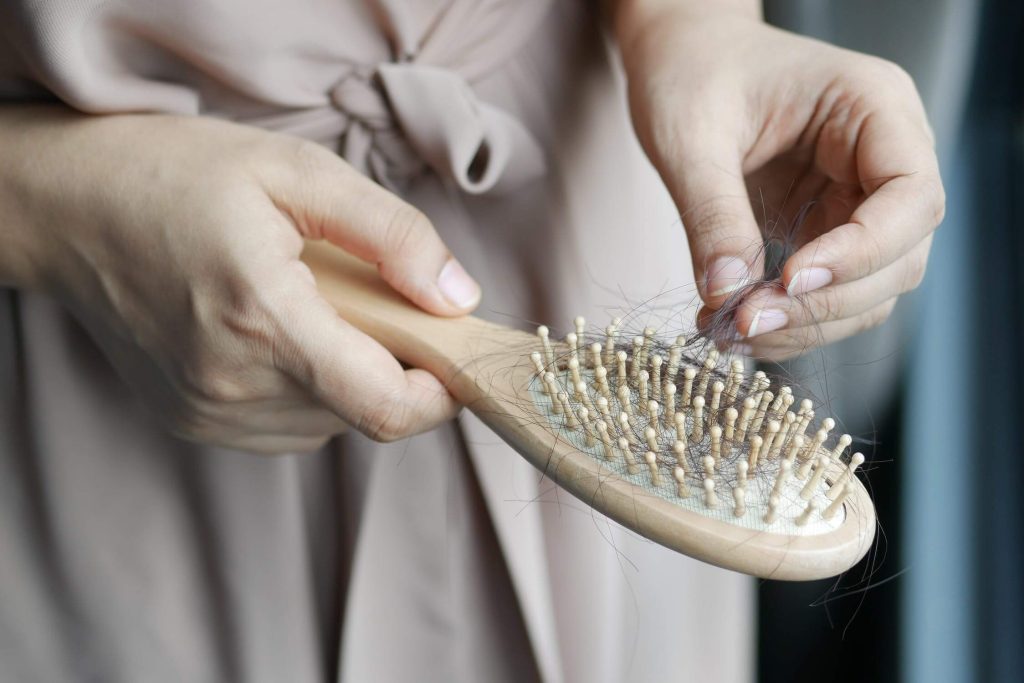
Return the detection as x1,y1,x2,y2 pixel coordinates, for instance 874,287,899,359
0,2,753,681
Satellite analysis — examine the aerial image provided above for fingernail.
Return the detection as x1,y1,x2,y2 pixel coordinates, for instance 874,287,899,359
787,268,833,297
747,308,787,338
706,257,753,297
438,258,481,309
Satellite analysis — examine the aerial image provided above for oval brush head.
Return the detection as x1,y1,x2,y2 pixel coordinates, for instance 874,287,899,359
303,242,876,581
527,321,874,580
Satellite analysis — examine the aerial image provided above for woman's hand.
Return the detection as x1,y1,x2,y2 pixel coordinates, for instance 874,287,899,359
614,1,944,360
1,110,481,452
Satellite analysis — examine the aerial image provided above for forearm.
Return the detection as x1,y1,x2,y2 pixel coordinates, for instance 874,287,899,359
0,105,81,289
608,0,762,54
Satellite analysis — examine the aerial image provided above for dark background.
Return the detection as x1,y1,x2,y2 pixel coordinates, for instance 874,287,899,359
757,1,1024,681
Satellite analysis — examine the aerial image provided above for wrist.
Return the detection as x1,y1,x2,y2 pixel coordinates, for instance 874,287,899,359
610,0,763,65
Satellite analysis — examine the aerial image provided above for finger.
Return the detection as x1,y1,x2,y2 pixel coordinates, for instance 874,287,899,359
731,298,899,361
658,130,765,308
269,142,481,316
273,274,461,442
730,236,931,335
783,109,944,296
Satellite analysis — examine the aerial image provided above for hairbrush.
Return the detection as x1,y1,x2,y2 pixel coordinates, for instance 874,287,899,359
303,242,875,580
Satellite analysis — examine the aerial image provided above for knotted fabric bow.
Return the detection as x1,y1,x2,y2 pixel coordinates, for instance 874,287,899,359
329,61,545,195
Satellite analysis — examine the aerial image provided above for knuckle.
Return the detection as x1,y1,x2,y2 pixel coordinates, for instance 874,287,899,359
381,203,431,257
930,180,948,226
810,286,845,323
289,139,337,178
903,254,929,292
184,363,250,404
861,299,898,333
356,393,412,443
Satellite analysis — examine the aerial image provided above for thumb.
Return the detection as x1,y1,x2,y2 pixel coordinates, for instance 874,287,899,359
273,146,481,317
663,139,764,308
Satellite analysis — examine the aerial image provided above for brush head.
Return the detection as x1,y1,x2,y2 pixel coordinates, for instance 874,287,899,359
522,316,875,580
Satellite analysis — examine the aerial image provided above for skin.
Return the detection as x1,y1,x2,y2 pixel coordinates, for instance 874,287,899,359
0,2,944,450
0,110,479,452
614,0,945,360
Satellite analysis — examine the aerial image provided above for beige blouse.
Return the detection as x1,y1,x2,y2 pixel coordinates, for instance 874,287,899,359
0,2,753,681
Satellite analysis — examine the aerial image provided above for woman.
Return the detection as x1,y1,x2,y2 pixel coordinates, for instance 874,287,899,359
0,0,942,680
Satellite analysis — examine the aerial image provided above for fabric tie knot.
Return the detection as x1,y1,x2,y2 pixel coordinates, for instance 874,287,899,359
328,62,545,195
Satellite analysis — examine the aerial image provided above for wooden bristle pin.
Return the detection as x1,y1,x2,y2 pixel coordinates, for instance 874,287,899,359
772,412,795,458
596,396,612,423
665,383,677,425
710,425,722,462
771,460,793,498
666,337,684,382
736,397,756,442
603,324,618,368
769,387,788,419
681,367,696,407
640,328,655,370
645,451,661,487
691,396,705,442
748,435,764,470
651,355,663,402
805,428,828,462
531,351,546,377
568,356,582,388
819,417,836,442
724,407,738,442
702,455,715,478
616,351,628,388
574,316,586,354
617,385,633,417
590,342,603,373
696,353,715,400
537,325,554,369
594,366,611,399
619,412,637,446
764,495,780,524
824,482,854,519
638,371,650,412
796,452,815,480
673,412,687,442
566,332,579,367
733,486,747,518
630,337,643,382
557,392,574,426
614,435,628,463
703,478,718,508
796,500,819,527
623,444,640,475
597,420,614,460
579,407,595,447
576,381,596,417
673,440,687,471
709,380,724,422
736,460,749,488
761,420,781,460
648,401,660,431
725,359,744,406
785,434,806,465
827,453,865,500
645,426,659,453
830,434,853,461
800,456,831,500
751,391,773,436
674,467,691,498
